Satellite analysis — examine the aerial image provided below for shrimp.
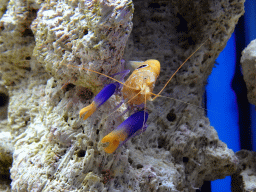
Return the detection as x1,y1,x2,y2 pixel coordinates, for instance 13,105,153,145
70,39,209,153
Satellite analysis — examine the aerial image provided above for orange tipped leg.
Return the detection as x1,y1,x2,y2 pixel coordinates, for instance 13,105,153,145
79,101,97,120
101,130,127,153
101,111,148,153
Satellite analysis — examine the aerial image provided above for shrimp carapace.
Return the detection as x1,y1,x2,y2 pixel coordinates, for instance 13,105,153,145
121,59,160,105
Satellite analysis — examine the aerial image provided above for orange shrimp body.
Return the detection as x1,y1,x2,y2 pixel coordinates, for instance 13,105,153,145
121,59,160,105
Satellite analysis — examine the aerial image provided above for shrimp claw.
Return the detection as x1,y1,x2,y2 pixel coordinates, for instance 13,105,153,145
79,83,117,120
101,111,148,153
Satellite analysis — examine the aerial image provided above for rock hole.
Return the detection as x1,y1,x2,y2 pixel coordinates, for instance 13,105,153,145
0,174,11,185
198,170,205,175
148,3,160,8
25,118,30,125
136,164,143,169
76,86,94,102
24,67,31,71
166,109,176,122
75,57,81,65
83,28,88,35
63,83,75,92
157,137,166,148
0,24,4,31
189,82,195,88
0,93,9,107
63,115,68,122
150,16,164,22
176,13,188,33
77,149,86,157
25,56,31,60
21,28,34,37
183,157,189,163
88,141,93,146
128,157,133,165
187,36,195,45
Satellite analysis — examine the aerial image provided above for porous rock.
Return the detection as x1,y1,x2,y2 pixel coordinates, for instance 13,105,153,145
0,0,8,18
0,0,245,191
231,150,256,192
32,0,133,93
0,0,40,86
0,131,12,192
241,39,256,106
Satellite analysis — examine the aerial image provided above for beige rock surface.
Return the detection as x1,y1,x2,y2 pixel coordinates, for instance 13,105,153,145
232,150,256,192
241,39,256,106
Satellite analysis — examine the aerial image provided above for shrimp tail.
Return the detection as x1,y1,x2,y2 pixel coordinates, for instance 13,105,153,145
101,111,148,153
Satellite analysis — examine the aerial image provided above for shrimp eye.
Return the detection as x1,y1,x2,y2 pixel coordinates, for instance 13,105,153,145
136,64,148,70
